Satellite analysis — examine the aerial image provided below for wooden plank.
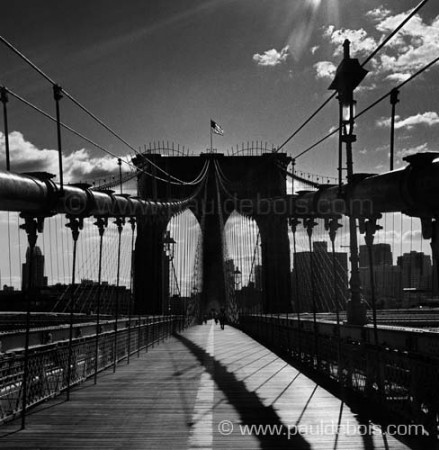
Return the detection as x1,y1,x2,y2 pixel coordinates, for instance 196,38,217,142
0,322,429,449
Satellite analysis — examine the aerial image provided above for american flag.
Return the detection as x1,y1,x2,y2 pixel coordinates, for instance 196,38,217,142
211,120,224,136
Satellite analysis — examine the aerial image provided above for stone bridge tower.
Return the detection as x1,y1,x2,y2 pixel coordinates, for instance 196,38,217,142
132,152,291,316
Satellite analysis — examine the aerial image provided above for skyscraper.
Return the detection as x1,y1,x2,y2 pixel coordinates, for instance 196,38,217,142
359,243,393,267
22,246,47,290
291,241,348,312
397,251,432,290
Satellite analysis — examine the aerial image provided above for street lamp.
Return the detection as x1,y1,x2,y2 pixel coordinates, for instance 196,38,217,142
329,39,368,326
163,231,176,315
163,230,176,261
233,266,242,291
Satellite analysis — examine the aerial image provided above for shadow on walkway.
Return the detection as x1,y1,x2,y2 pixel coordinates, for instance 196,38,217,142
174,332,311,449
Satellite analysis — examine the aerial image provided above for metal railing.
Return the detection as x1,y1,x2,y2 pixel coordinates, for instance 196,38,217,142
0,315,187,424
238,315,439,437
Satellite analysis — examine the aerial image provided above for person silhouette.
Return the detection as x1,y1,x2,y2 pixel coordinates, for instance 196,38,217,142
219,308,226,330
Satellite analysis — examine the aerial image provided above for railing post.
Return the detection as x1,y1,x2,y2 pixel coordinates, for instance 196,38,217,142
65,216,83,400
19,215,44,429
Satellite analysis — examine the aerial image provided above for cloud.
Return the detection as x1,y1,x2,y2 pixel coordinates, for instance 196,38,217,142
313,61,336,79
323,26,377,57
366,7,392,21
253,45,289,66
0,131,129,183
402,229,423,243
377,112,439,129
316,7,439,83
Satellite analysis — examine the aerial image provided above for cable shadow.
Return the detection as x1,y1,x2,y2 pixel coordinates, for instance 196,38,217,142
174,332,311,449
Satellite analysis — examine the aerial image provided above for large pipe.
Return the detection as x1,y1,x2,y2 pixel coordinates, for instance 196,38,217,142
228,153,439,219
0,171,194,217
292,153,439,218
1,152,439,219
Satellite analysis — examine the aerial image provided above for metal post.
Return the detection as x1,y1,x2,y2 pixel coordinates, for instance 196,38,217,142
304,217,319,367
113,217,125,372
0,87,10,171
432,220,439,296
93,217,107,384
127,217,136,363
289,217,302,360
65,216,83,400
326,218,343,327
389,89,399,171
53,84,64,193
338,100,343,191
118,158,123,195
291,159,296,195
361,217,382,346
329,39,368,326
326,217,343,382
19,216,44,429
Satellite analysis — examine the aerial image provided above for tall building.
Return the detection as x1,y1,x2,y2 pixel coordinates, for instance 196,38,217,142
360,265,402,307
359,243,393,267
254,264,263,291
22,246,47,290
359,243,401,307
397,251,432,290
291,241,348,312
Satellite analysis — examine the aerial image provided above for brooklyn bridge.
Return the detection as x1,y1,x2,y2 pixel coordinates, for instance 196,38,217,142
1,1,439,449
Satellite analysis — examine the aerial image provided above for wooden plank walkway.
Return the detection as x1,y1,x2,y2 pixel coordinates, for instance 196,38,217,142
0,322,432,449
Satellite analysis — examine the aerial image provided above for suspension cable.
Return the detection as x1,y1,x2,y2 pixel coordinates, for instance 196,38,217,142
4,86,210,187
0,34,196,185
276,0,431,154
294,53,439,161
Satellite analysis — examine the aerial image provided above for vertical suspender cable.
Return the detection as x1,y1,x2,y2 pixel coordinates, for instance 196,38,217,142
127,218,136,364
66,217,82,401
93,217,107,384
113,218,124,372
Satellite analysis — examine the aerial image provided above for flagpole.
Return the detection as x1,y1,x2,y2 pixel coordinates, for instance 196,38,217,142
210,121,213,153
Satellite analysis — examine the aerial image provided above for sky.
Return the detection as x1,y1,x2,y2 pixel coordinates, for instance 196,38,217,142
0,0,438,290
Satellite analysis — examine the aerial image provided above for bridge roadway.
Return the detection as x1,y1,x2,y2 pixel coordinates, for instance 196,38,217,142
0,322,430,449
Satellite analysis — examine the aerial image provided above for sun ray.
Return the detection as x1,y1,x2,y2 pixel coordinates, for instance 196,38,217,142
286,0,322,60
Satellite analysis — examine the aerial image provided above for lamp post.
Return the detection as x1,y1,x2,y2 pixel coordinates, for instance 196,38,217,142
163,231,176,315
329,39,368,326
233,266,242,291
